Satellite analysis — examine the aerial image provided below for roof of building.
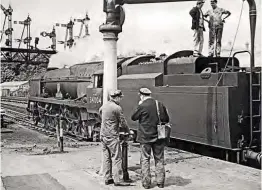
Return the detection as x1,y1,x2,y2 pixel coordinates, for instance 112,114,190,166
0,81,28,87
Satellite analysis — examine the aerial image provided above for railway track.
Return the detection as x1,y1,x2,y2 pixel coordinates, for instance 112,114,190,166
1,102,84,143
1,96,28,104
1,97,261,169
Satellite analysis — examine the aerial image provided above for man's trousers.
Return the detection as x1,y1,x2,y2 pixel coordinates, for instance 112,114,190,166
140,140,165,187
101,137,122,183
193,28,204,56
209,26,223,57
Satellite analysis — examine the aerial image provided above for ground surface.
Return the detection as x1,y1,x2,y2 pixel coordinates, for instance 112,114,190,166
1,123,261,190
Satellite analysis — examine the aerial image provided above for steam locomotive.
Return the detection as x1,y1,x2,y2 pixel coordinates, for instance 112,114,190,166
27,49,261,163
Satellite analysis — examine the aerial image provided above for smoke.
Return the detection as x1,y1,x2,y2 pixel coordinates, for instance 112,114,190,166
48,35,104,68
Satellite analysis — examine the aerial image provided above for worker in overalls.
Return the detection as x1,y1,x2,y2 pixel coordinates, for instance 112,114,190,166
204,0,231,57
99,90,131,186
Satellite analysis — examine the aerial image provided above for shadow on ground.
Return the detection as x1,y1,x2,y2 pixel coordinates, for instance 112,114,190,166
165,176,192,187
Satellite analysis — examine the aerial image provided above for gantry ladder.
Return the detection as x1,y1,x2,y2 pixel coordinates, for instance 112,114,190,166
249,68,261,147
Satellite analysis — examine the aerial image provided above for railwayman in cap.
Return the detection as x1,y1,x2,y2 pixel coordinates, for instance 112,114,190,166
131,88,169,189
204,0,231,57
99,90,131,186
189,0,206,57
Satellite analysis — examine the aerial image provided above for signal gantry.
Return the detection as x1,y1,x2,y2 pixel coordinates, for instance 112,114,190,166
40,27,56,50
1,4,13,48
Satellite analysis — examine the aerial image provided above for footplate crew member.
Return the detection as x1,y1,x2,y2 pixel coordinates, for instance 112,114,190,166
99,90,131,186
204,0,231,57
189,0,206,57
131,88,170,189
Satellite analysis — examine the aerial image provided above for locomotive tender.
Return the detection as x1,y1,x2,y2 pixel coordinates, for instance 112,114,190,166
27,50,261,164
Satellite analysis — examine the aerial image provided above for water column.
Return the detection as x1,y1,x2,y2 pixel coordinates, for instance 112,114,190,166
101,31,119,103
99,0,123,103
99,0,124,175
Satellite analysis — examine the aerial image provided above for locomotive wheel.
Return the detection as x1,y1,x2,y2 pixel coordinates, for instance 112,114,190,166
78,124,87,139
44,116,52,130
34,116,40,126
48,117,57,131
73,124,80,137
91,123,101,142
92,131,100,142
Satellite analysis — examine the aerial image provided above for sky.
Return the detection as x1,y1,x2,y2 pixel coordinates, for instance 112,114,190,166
1,0,261,68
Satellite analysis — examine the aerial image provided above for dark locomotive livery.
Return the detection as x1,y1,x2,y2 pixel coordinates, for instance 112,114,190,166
27,50,261,164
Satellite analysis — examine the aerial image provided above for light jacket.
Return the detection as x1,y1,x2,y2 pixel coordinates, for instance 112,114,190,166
99,99,129,139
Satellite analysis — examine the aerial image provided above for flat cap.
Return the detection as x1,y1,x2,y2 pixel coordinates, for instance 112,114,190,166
109,89,124,98
139,88,152,95
197,0,205,4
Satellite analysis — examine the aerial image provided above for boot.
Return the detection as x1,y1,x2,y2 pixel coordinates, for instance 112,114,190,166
143,185,151,189
157,184,164,188
114,182,130,186
105,179,114,185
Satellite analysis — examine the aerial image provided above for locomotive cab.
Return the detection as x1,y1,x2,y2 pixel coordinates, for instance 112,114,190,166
93,70,103,88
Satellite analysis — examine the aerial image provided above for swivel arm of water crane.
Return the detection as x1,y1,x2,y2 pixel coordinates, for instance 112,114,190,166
103,0,196,11
123,0,196,3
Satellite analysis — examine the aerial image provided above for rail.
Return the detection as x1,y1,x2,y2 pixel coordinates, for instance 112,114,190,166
1,102,85,143
4,111,78,143
1,96,28,104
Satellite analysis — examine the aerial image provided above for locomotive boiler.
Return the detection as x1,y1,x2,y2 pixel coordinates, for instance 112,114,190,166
27,57,133,141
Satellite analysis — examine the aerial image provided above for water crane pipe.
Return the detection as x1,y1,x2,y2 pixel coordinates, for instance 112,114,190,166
244,150,261,165
124,0,194,3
